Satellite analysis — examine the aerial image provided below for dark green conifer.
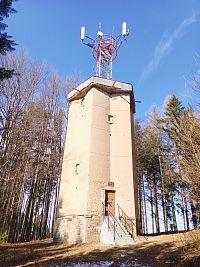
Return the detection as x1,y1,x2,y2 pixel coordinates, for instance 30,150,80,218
0,0,17,80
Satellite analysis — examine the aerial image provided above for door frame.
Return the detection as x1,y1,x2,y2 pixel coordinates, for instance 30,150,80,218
105,190,115,216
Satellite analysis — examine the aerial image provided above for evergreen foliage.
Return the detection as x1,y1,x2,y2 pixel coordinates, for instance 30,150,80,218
136,93,200,234
0,0,17,80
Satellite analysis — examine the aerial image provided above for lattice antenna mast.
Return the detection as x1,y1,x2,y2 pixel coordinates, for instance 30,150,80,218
80,22,129,80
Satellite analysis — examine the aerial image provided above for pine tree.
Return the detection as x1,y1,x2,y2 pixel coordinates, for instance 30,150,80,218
0,0,17,80
159,95,191,230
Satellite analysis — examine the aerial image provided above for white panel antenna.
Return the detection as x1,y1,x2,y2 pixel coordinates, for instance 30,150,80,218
122,22,127,36
81,26,85,41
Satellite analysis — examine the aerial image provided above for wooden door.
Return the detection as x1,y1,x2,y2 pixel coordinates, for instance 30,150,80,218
105,190,115,216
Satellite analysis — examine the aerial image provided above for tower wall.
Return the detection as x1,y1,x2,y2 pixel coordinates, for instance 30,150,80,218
54,89,93,243
85,88,110,242
110,93,136,218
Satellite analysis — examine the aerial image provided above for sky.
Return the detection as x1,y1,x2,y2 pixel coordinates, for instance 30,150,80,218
5,0,200,121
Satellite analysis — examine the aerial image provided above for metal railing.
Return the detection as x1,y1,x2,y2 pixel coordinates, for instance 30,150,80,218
117,204,137,238
102,202,127,241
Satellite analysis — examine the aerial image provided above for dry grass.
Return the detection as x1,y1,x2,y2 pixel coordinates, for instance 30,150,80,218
0,230,200,266
171,229,200,266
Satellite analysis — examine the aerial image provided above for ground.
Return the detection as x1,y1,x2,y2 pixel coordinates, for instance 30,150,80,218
0,231,200,267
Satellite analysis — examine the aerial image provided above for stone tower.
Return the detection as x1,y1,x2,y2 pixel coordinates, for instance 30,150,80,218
54,76,138,244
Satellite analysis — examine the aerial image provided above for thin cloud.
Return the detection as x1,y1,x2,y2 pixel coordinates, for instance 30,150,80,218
139,12,197,83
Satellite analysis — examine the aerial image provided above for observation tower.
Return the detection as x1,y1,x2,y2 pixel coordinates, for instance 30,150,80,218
54,23,138,244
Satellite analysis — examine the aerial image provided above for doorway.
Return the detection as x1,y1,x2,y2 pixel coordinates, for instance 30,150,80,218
105,190,115,216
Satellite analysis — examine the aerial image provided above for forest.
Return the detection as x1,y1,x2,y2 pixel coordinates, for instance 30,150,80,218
0,52,67,242
136,55,200,234
0,51,199,243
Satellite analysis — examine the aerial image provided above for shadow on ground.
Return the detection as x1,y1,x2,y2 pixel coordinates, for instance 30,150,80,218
0,238,199,267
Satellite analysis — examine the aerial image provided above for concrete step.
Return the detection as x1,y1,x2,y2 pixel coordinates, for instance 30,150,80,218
113,235,135,244
102,216,135,244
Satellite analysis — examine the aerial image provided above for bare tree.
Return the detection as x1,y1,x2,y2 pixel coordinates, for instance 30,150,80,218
0,52,66,242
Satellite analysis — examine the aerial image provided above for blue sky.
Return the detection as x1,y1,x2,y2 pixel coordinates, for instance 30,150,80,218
5,0,200,121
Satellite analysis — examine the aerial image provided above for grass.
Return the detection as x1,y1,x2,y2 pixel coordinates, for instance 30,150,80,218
0,230,199,266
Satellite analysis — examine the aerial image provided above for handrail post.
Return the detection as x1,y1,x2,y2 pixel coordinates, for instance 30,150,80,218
132,221,134,237
114,220,116,241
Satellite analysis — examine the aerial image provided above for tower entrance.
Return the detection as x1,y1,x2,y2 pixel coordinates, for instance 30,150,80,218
105,190,115,216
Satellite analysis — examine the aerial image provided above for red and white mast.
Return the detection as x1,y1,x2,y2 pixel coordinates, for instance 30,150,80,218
80,22,129,80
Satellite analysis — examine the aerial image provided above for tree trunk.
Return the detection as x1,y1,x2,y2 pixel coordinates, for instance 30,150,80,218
142,174,148,234
153,174,160,233
158,155,168,232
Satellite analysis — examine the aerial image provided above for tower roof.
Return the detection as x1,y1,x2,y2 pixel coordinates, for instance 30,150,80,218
68,76,135,113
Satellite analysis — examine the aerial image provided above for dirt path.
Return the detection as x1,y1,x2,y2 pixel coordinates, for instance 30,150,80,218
0,231,200,267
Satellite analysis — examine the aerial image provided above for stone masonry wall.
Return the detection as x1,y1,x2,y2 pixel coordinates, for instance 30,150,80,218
54,216,86,244
85,215,103,243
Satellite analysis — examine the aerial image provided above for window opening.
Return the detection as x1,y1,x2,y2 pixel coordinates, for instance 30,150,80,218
81,97,85,106
75,163,80,174
107,114,114,124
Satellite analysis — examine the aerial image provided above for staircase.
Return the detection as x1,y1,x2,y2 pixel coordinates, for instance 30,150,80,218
102,215,135,244
117,204,137,238
101,203,146,244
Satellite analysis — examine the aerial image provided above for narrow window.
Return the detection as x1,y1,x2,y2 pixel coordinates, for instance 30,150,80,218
75,163,80,174
81,97,85,106
107,114,114,124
